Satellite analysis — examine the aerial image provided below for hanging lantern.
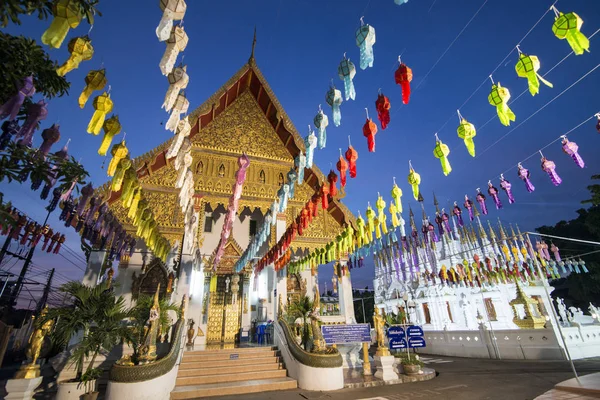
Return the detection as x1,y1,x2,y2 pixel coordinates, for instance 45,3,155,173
355,17,376,70
56,36,94,76
107,141,129,177
0,121,19,151
332,274,338,294
19,100,48,147
338,54,356,101
395,58,413,104
391,178,403,213
394,0,409,4
156,0,187,42
165,91,189,131
304,126,317,168
79,69,107,109
320,184,329,210
540,153,562,186
375,92,391,130
87,92,113,135
163,65,189,112
453,202,464,226
98,115,121,156
0,76,35,122
561,136,584,168
488,81,515,126
552,9,590,55
596,114,600,133
464,195,475,221
476,188,488,215
313,105,329,149
362,109,378,152
500,174,515,204
166,116,191,158
345,140,358,178
337,149,348,187
407,161,421,200
326,83,343,127
41,0,82,49
287,168,298,199
517,163,535,193
515,51,553,96
39,124,61,155
433,134,451,176
295,152,306,185
456,110,476,157
327,170,338,197
487,180,502,209
160,25,188,76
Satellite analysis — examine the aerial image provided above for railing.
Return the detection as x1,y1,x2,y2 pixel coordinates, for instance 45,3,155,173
109,318,184,382
278,319,342,368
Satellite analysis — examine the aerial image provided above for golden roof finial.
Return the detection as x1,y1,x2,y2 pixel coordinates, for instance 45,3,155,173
498,218,507,240
510,223,517,239
249,26,257,62
487,220,497,240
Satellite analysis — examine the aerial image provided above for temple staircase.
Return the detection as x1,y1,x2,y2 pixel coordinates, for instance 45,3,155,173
170,346,297,399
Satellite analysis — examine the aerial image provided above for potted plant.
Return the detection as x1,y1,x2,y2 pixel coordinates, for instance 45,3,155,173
400,354,424,375
41,281,134,400
79,368,102,400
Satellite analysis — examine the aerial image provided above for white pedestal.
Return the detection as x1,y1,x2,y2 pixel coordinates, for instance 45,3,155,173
374,355,399,381
338,344,363,369
5,376,43,400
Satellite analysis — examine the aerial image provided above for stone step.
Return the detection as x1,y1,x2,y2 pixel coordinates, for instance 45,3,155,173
177,362,284,377
176,369,287,386
179,355,280,369
186,346,277,355
170,377,297,399
182,350,278,362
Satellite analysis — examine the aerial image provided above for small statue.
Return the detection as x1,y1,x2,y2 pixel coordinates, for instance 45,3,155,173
373,307,390,356
589,303,599,321
231,274,240,305
187,319,195,347
138,284,160,363
15,307,54,379
556,297,569,326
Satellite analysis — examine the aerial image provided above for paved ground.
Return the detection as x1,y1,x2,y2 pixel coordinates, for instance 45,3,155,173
214,356,600,400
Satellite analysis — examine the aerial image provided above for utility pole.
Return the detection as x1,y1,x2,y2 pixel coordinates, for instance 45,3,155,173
10,245,36,308
0,235,13,265
37,268,54,313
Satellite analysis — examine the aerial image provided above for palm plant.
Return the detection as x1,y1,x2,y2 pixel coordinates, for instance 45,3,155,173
40,281,133,382
129,294,180,360
286,296,314,350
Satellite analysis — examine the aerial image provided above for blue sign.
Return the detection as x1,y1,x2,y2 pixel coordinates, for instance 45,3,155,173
408,337,426,348
389,337,407,349
407,325,424,337
387,326,405,339
322,324,371,345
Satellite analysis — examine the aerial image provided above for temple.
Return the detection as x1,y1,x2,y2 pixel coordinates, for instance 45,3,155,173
82,50,357,348
372,195,600,360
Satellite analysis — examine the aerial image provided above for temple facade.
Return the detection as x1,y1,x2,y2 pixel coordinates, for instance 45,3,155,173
82,55,357,346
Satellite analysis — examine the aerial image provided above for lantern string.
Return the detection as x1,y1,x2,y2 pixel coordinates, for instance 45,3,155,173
431,1,559,136
415,0,489,91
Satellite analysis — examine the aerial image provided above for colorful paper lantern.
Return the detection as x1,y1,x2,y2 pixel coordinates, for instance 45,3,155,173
457,111,476,157
407,161,421,200
107,141,128,177
433,134,451,176
476,188,488,215
500,174,515,204
163,65,189,112
561,136,584,168
338,54,356,101
313,105,329,149
362,110,378,152
552,10,590,55
79,69,107,109
39,124,60,155
41,0,82,49
540,153,562,186
0,76,35,122
326,83,343,127
337,149,348,187
156,0,187,42
487,180,502,209
375,92,391,130
517,163,535,193
305,126,317,168
165,91,189,132
98,115,121,156
355,18,376,70
488,81,515,126
160,25,188,76
19,100,47,146
345,140,358,178
87,92,113,135
515,51,553,96
395,58,413,105
391,178,403,213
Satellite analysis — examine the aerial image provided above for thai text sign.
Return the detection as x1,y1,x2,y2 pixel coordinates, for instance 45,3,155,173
322,323,371,345
389,337,408,349
387,326,406,339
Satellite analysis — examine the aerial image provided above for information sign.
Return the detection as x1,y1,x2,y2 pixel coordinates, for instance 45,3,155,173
408,337,426,348
389,337,407,349
387,326,405,338
321,324,371,345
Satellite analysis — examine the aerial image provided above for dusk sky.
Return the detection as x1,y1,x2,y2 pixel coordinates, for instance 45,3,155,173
2,0,599,295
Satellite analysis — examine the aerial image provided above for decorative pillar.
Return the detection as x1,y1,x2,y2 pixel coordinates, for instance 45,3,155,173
338,260,356,324
81,249,107,287
241,275,251,330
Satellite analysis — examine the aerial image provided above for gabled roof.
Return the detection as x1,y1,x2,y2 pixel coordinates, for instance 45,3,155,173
120,57,355,228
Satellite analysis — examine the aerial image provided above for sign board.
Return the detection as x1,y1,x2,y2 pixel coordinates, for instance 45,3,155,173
389,337,407,349
407,325,424,337
322,324,371,345
408,337,426,348
387,326,405,339
229,354,239,359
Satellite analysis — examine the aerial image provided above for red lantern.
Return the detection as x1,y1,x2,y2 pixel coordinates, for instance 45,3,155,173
336,152,348,187
345,144,358,178
311,195,319,217
395,61,413,104
320,184,329,210
375,93,391,129
327,170,338,197
362,116,378,152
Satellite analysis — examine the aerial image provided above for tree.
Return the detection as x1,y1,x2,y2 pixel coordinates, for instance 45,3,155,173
0,0,100,28
40,281,133,380
286,296,314,350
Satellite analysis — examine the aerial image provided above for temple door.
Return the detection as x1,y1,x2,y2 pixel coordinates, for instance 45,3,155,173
206,275,243,344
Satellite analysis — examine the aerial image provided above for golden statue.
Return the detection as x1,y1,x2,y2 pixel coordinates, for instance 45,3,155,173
309,285,335,354
373,307,390,356
187,319,196,347
15,307,54,379
138,284,160,364
106,267,114,288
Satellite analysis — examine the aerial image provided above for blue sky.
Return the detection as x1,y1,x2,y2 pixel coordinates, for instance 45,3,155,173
2,0,599,294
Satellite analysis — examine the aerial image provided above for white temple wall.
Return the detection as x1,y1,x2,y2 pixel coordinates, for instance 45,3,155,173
82,250,106,287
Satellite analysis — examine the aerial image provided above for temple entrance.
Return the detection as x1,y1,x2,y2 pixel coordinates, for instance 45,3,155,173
206,274,243,344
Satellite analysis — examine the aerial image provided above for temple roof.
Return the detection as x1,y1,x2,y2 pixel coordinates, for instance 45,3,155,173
101,56,355,244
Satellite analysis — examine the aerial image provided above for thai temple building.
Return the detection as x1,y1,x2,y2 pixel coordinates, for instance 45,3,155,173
372,195,600,361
